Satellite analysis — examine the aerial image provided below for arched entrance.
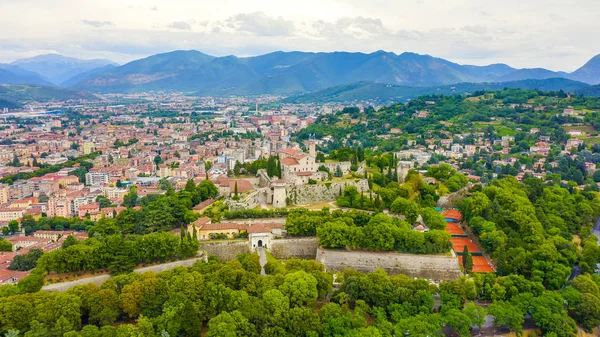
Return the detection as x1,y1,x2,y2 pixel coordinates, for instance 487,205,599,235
258,240,263,247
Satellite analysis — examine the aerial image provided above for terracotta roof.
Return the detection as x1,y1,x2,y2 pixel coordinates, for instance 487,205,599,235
280,148,301,155
247,223,283,233
193,216,211,226
296,172,313,176
199,223,246,231
280,157,299,166
193,199,216,210
229,180,253,193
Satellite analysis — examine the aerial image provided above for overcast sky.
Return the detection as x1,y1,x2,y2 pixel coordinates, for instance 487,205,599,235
1,0,599,71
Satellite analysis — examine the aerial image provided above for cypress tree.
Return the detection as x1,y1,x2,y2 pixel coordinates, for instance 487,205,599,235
462,245,473,274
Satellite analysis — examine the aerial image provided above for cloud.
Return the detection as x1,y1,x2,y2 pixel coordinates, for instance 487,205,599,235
81,20,114,28
224,12,295,37
310,17,389,39
168,21,192,31
150,6,158,11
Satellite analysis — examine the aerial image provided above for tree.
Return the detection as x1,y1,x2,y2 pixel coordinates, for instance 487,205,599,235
335,165,343,177
0,239,12,252
154,155,163,169
8,220,19,234
280,270,319,308
463,302,486,333
96,195,113,209
122,186,138,208
487,302,524,333
390,197,419,225
9,248,43,271
462,245,473,274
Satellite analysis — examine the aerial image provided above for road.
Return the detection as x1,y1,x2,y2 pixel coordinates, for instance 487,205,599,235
569,216,600,281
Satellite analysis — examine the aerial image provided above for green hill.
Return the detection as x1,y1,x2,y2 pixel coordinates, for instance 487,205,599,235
285,78,589,104
0,84,99,105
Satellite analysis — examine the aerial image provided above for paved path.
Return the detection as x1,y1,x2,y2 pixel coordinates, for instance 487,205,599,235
42,256,206,292
258,247,267,276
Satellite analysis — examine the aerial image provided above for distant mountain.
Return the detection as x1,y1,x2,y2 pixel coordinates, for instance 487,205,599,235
285,78,590,104
0,64,53,86
496,68,569,82
0,84,99,106
12,54,118,86
570,54,600,85
71,50,517,94
68,50,600,94
59,64,117,87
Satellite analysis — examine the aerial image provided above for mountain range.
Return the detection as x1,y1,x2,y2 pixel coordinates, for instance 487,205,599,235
1,50,600,97
0,54,117,87
67,50,600,94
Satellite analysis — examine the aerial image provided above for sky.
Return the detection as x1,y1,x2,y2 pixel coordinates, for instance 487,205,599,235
1,0,599,71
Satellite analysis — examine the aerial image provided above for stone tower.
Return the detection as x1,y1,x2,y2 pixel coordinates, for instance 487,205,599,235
271,180,287,208
309,141,316,158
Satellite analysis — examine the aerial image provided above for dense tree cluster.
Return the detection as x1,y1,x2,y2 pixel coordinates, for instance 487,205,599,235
286,209,451,254
223,208,291,220
88,180,218,236
9,248,43,271
36,232,199,275
459,177,600,288
0,153,99,185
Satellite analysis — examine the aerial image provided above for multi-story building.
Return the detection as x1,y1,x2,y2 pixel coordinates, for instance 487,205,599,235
8,181,33,200
83,142,96,155
85,171,109,186
0,208,25,222
47,198,72,218
0,184,9,204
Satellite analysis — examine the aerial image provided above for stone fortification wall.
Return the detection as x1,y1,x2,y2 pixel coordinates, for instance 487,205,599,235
322,161,352,174
287,179,369,205
200,241,250,261
227,190,261,210
316,248,462,281
270,237,319,259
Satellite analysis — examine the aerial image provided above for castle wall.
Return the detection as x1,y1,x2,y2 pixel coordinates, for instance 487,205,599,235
200,241,250,261
226,190,261,210
270,237,319,259
321,161,352,175
316,248,462,281
286,179,369,205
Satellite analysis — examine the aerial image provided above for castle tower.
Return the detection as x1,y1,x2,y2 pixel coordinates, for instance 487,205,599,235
271,180,287,208
309,141,316,159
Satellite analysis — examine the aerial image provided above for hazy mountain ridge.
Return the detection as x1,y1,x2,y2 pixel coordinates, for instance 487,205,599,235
68,50,600,94
0,64,54,86
11,54,118,85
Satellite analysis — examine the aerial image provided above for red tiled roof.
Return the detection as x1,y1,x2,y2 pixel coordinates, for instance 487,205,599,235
280,148,301,155
193,216,211,226
247,223,283,233
193,199,216,210
280,157,299,166
199,223,246,231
